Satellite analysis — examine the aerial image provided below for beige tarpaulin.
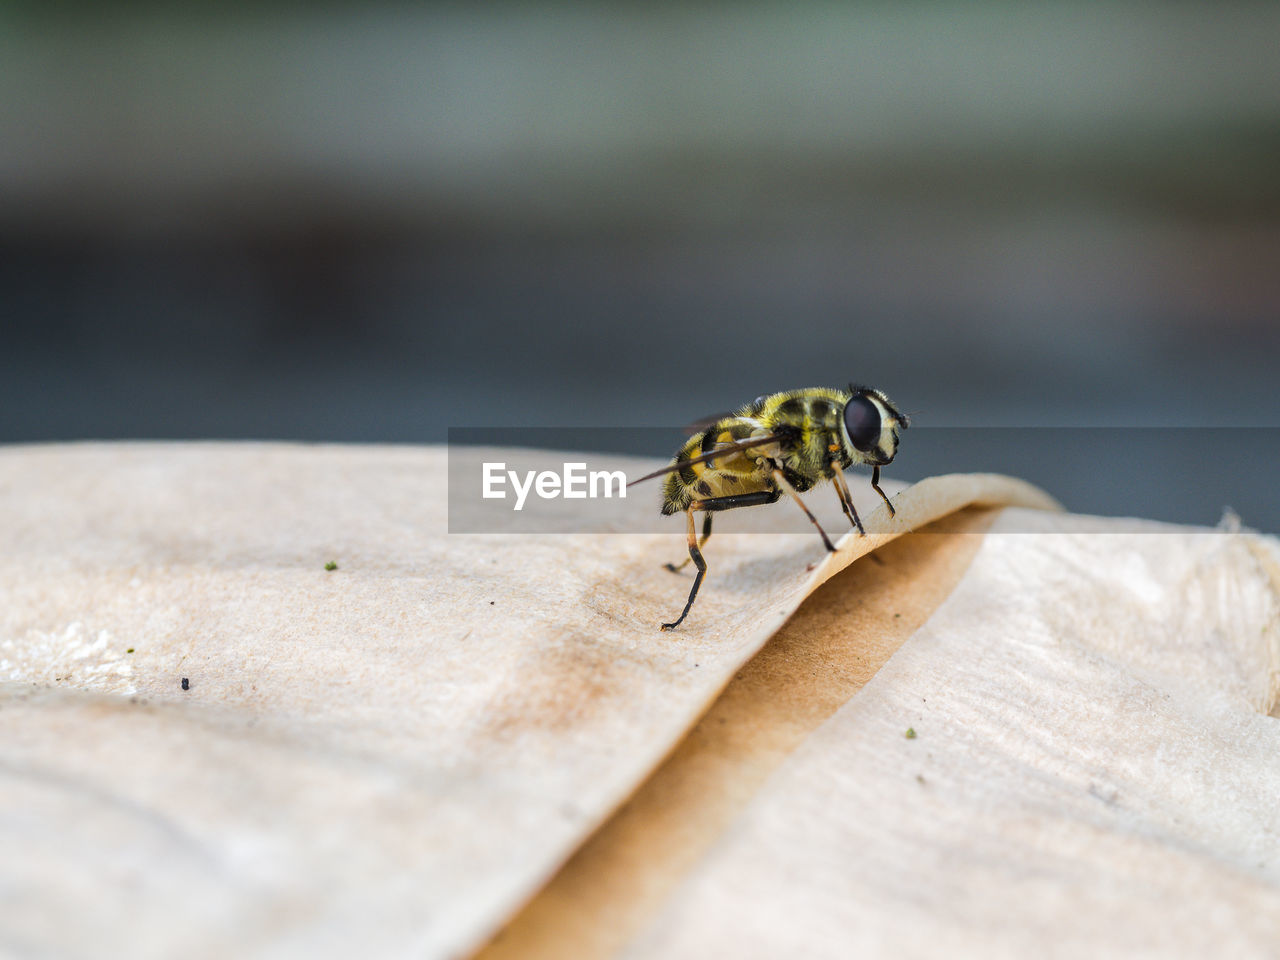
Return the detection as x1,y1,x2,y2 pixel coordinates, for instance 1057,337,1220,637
1,444,1276,959
623,512,1280,959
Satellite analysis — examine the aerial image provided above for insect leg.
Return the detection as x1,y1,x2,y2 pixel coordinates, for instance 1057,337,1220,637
871,465,896,517
665,513,713,572
829,462,866,536
697,490,781,511
660,491,783,627
770,466,837,552
661,509,708,631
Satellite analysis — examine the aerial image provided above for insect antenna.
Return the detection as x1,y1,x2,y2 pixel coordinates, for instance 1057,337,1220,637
627,434,785,487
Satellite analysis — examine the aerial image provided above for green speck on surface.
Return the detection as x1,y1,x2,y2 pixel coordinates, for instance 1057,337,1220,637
126,648,134,653
905,727,917,739
325,561,338,571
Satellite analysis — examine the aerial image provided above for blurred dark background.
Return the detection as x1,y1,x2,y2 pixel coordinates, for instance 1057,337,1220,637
2,4,1278,528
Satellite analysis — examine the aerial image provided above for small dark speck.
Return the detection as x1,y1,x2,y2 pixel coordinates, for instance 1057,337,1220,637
916,774,926,785
489,601,495,605
325,561,338,571
905,727,917,739
694,663,699,668
893,613,901,618
181,678,190,691
126,648,134,653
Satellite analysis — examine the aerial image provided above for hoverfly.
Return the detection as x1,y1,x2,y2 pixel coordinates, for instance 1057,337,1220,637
630,385,909,630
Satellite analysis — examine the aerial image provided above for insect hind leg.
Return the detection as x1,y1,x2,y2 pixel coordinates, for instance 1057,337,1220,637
663,491,782,572
665,513,713,573
662,509,709,631
659,490,782,629
697,490,781,512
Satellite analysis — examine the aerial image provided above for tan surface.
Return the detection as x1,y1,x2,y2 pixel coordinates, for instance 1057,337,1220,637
626,509,1280,959
0,443,1056,960
479,506,1001,960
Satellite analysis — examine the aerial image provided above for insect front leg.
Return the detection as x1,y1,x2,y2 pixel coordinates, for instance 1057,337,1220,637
665,513,712,573
871,465,896,517
829,462,866,536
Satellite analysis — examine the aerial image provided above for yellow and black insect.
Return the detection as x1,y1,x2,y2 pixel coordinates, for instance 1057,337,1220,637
630,384,909,630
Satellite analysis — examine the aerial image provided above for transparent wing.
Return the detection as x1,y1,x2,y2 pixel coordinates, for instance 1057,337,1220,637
627,433,786,487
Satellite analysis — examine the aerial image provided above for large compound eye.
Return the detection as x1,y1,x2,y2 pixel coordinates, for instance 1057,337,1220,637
843,394,881,452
